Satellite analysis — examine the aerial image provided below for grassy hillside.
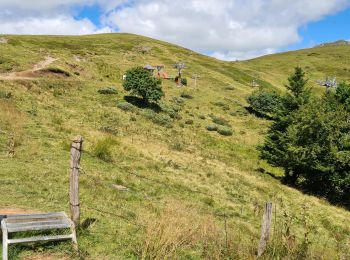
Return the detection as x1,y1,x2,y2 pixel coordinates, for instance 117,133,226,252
235,44,350,94
0,34,349,259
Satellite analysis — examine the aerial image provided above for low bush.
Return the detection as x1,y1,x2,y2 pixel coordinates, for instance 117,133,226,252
217,126,233,136
161,104,182,119
180,92,193,99
213,101,230,111
0,91,11,99
117,101,135,112
199,114,206,119
152,113,173,127
93,137,116,162
98,87,118,95
181,78,188,86
211,116,230,127
247,89,281,118
206,124,218,131
171,97,185,104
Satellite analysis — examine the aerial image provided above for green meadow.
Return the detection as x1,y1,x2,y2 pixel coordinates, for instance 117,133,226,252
0,34,349,259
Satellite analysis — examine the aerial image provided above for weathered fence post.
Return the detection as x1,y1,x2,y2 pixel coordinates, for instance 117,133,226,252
258,202,273,257
70,135,83,227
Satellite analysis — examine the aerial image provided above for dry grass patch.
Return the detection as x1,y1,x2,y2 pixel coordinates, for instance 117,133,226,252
138,200,224,259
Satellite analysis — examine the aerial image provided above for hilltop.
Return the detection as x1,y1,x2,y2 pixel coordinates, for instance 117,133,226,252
0,33,349,259
316,40,350,47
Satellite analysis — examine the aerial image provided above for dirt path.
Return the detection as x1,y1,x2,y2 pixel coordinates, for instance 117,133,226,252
0,56,58,80
0,207,37,215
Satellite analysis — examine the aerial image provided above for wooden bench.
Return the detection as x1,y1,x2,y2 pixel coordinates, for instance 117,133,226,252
1,212,77,260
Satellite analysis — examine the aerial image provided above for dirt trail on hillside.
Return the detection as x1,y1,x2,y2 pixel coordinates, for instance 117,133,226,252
0,56,58,80
0,207,38,215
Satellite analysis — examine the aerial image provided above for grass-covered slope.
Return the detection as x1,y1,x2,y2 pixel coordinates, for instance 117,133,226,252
236,44,350,94
0,34,349,259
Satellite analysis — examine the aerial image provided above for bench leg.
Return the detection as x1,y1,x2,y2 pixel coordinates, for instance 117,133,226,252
2,222,8,260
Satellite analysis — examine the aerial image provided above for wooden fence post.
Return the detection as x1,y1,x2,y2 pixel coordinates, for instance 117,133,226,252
258,202,273,257
70,135,83,227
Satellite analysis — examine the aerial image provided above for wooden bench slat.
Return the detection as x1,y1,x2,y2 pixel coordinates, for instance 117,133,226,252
8,234,73,245
6,217,66,224
6,219,70,229
7,223,71,233
6,212,66,220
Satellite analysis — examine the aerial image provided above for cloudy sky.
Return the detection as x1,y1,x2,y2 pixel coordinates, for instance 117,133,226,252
0,0,349,60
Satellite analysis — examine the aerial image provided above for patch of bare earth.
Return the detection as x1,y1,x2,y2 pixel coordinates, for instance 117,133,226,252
22,254,68,260
0,37,8,44
0,207,37,215
0,57,58,80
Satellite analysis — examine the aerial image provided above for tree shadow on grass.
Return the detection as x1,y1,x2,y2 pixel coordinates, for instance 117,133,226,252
245,107,273,120
124,96,161,113
256,167,282,181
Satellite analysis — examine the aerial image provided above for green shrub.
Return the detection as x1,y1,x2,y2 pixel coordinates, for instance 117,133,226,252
199,114,206,119
117,101,135,112
181,78,188,86
247,89,282,118
180,92,193,99
98,87,118,95
152,113,173,127
335,82,350,111
217,126,233,136
211,116,230,126
161,104,182,119
0,91,11,99
206,124,218,131
93,137,116,162
171,97,185,104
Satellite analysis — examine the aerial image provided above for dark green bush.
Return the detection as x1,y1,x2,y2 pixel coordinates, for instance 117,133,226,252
247,89,281,118
98,87,118,95
123,66,164,104
181,78,188,86
335,82,350,111
206,124,218,131
217,126,233,136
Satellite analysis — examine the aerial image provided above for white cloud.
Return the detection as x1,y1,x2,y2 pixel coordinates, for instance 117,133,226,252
0,0,120,35
0,0,349,59
104,0,350,59
0,16,112,35
211,48,276,61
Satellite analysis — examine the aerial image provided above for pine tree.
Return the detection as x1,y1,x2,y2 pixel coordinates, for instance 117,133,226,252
259,67,310,184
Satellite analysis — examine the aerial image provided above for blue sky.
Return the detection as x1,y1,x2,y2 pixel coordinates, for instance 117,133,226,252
285,7,350,52
0,0,349,60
